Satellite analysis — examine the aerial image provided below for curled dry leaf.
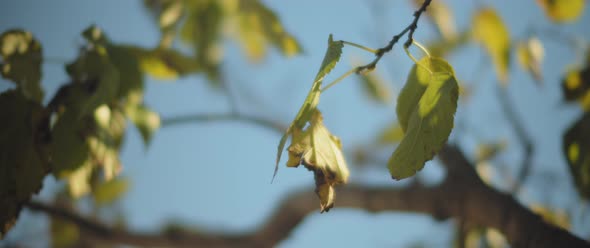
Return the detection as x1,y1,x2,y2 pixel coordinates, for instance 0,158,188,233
286,110,349,212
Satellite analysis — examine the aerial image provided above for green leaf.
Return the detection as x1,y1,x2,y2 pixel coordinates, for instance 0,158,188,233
0,30,44,102
293,34,343,128
181,0,223,84
286,110,349,212
133,48,200,80
126,104,161,146
50,110,91,177
0,90,48,237
377,122,404,145
236,0,303,59
107,45,144,103
516,37,544,83
563,112,590,200
93,177,129,205
389,57,459,180
537,0,585,23
275,35,343,173
472,7,511,85
64,46,120,117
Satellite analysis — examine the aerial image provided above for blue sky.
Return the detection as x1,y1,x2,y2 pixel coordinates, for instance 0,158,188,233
1,1,589,247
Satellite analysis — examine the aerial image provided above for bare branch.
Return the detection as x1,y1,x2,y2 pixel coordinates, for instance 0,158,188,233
356,0,432,73
495,86,534,192
161,112,286,134
25,144,589,248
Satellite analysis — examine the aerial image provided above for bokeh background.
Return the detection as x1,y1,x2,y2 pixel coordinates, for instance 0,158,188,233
1,0,589,247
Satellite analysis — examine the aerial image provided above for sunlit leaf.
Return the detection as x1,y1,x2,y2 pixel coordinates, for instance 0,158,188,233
389,57,459,180
286,110,349,212
93,177,129,205
293,34,343,128
126,104,161,146
563,112,590,200
0,90,47,237
0,30,43,102
236,0,303,59
517,37,544,83
132,48,200,80
537,0,585,23
275,35,343,172
376,121,404,145
65,159,93,197
472,7,511,84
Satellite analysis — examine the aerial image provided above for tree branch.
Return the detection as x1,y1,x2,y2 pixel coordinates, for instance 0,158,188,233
356,0,432,73
495,86,534,193
25,144,589,248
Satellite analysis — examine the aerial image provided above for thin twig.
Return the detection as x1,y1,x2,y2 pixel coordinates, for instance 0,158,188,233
161,112,286,134
355,0,432,74
495,86,534,193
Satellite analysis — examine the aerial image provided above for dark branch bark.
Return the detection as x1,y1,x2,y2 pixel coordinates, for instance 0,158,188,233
25,145,589,248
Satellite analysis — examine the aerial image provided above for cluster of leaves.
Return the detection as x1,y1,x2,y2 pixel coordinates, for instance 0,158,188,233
274,28,460,210
562,51,590,200
143,0,302,84
1,0,303,237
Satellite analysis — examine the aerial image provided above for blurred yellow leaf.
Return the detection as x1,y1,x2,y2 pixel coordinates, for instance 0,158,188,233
537,0,585,23
93,177,130,205
517,37,545,83
472,7,511,85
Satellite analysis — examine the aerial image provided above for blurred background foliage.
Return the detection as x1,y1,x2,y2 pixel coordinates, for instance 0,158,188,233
0,0,589,247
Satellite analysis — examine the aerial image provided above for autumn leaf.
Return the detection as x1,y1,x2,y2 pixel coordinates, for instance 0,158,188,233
472,7,511,85
286,110,349,212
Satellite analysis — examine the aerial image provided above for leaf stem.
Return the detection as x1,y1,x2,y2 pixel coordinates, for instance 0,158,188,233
341,40,377,54
412,40,431,58
320,67,357,93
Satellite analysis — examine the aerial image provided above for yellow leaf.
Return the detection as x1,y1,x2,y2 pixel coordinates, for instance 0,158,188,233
537,0,585,23
517,37,544,83
472,7,511,85
286,110,349,212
